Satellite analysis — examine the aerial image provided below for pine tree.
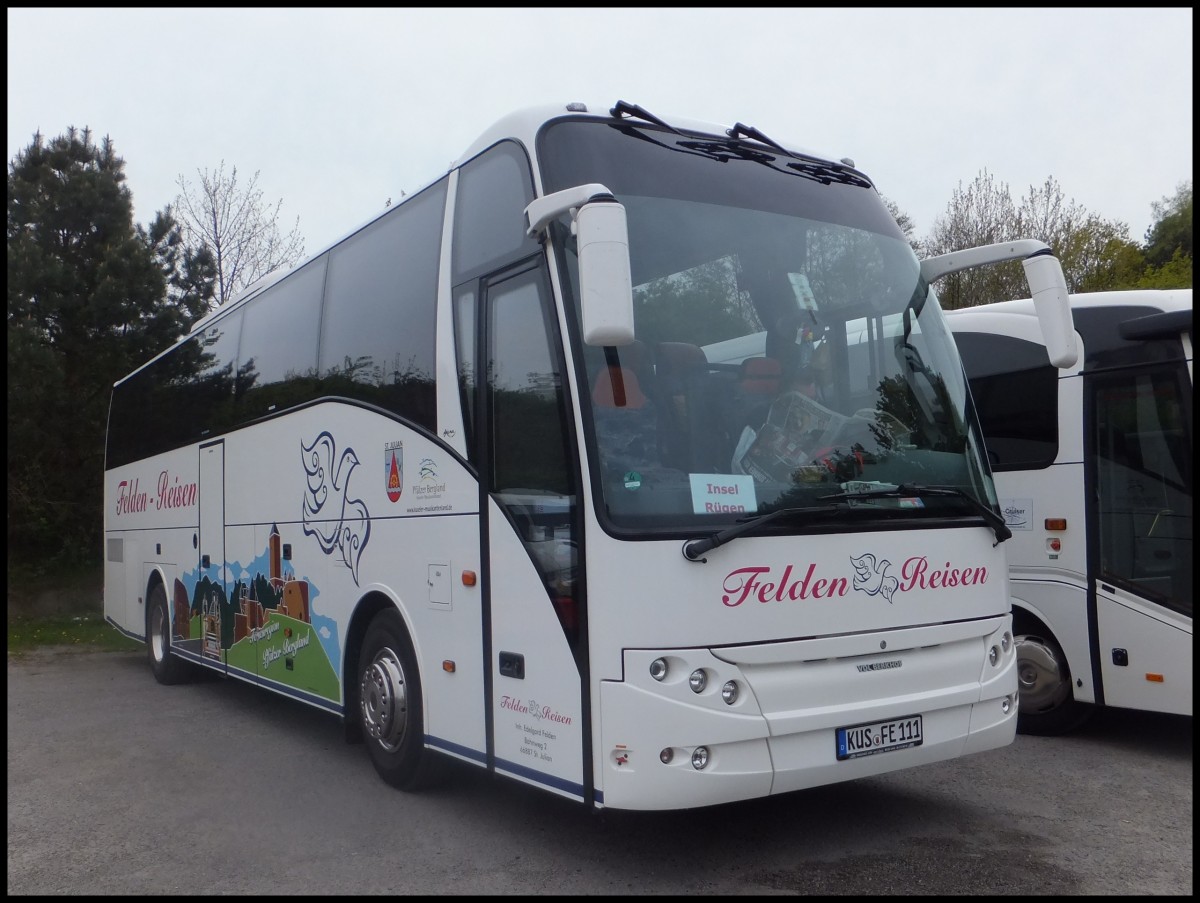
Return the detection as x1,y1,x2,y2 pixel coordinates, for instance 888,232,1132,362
7,127,212,565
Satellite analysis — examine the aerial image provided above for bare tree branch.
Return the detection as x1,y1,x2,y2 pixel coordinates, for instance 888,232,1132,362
173,161,305,308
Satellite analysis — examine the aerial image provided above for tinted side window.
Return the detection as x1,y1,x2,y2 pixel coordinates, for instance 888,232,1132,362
188,314,242,441
1075,305,1184,369
237,258,326,420
318,179,446,431
107,364,154,468
1093,365,1193,613
107,315,242,468
489,269,572,495
954,331,1058,470
451,141,539,284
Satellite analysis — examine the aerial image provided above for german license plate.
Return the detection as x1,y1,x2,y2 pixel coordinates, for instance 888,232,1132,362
836,714,923,760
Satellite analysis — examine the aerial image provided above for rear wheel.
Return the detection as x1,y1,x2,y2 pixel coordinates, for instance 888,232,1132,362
146,582,191,685
1014,627,1093,735
357,608,444,790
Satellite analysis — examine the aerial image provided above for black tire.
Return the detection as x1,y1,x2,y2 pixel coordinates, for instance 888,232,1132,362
146,582,191,686
1014,628,1094,736
357,608,444,791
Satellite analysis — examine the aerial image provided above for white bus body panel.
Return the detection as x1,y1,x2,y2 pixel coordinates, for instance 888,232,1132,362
585,527,1018,810
1096,584,1193,715
487,495,586,801
105,403,492,753
1008,579,1097,705
105,444,203,638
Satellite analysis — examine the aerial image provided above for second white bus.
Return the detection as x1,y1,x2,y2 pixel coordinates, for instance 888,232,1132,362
949,290,1193,734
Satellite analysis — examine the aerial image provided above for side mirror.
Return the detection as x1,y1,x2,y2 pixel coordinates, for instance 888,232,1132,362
525,184,635,346
920,239,1078,369
1021,254,1077,369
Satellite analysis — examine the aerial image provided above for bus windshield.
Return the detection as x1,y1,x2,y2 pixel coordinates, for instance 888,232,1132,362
539,119,994,531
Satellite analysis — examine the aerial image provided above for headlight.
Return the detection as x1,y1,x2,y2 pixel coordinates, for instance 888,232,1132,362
721,680,739,705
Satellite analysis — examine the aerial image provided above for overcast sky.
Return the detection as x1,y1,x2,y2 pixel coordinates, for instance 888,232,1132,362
7,8,1193,257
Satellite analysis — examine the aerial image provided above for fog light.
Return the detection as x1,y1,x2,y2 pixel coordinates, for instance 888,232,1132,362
691,747,709,770
1001,696,1012,714
659,748,673,764
989,645,999,666
649,658,668,681
721,680,739,705
688,669,707,693
1001,632,1012,653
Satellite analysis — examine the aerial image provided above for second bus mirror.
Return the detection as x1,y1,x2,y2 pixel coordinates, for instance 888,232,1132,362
1022,254,1078,369
575,198,635,346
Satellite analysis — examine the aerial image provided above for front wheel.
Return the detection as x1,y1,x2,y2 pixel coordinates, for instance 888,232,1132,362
146,582,191,685
1015,629,1093,736
357,608,444,791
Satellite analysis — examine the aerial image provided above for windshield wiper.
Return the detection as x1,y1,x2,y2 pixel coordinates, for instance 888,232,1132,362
610,100,686,135
818,483,1012,545
609,102,871,189
727,121,792,156
727,122,874,188
682,504,854,562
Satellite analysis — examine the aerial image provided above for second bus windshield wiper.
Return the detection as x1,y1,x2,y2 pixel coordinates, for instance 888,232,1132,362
682,504,853,562
819,483,1012,546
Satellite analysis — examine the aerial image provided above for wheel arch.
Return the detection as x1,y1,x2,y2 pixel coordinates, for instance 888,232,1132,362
143,567,169,636
1011,599,1053,641
1010,596,1095,734
1010,597,1084,694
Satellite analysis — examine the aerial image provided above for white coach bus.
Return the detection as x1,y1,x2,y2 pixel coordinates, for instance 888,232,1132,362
104,100,1076,810
948,290,1192,734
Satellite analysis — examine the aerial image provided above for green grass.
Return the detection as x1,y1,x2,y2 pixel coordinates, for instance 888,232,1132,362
7,612,143,655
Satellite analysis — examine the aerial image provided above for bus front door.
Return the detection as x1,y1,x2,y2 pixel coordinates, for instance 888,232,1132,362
481,263,588,803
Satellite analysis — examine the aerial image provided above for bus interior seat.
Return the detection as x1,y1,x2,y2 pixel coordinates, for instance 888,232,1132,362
655,341,724,471
733,356,783,432
591,363,661,476
618,339,655,389
592,365,649,409
765,313,806,383
586,340,654,402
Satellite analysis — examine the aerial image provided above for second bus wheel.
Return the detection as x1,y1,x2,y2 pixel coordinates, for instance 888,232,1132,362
1014,627,1094,736
357,608,445,791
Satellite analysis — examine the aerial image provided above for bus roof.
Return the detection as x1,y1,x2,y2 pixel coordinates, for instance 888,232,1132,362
183,101,859,340
452,100,845,169
135,100,865,381
946,289,1193,321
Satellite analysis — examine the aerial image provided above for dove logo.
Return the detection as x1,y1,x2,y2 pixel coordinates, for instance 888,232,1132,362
850,553,900,604
852,554,988,601
301,431,371,585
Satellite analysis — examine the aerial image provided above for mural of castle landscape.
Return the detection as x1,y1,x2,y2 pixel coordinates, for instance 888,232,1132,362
171,524,343,703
